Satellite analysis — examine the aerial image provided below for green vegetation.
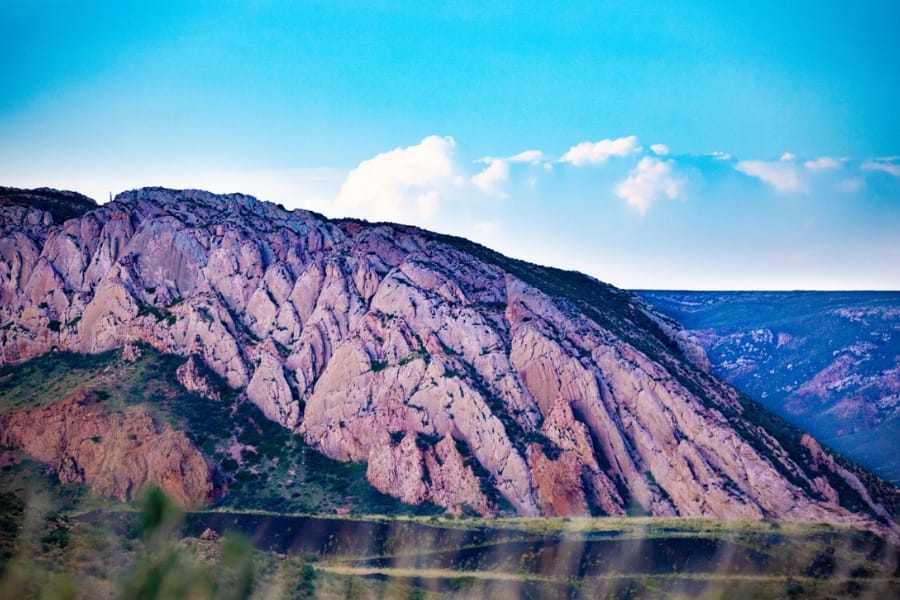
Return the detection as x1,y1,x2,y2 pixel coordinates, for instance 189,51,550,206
2,470,896,599
220,400,443,516
0,472,325,599
0,346,440,518
137,304,177,326
1,431,898,598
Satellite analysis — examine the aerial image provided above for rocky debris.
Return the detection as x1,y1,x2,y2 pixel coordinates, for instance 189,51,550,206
0,390,214,506
176,356,222,401
0,187,897,535
526,444,590,517
122,341,142,362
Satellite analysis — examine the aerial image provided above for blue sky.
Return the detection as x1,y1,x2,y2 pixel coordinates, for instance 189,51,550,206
2,1,899,289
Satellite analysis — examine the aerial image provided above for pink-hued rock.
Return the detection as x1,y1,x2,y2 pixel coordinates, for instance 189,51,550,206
526,444,591,517
0,390,214,506
0,186,897,537
176,355,221,401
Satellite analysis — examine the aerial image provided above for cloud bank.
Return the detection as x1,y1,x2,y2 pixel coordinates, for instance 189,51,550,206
335,135,462,221
735,159,804,193
615,157,682,215
560,136,641,166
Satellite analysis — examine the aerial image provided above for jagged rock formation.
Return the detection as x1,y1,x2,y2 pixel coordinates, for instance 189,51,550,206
1,186,897,533
176,355,222,401
0,389,214,506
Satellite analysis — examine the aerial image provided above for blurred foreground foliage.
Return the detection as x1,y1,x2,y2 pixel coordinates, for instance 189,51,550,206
0,480,322,599
0,471,898,598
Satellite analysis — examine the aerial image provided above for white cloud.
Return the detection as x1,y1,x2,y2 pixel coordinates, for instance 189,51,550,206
335,135,461,221
735,160,804,193
838,177,865,193
560,136,641,166
804,157,843,171
471,149,551,197
507,150,545,164
471,159,510,197
780,152,796,162
709,151,732,160
615,157,681,215
650,143,669,156
862,158,900,177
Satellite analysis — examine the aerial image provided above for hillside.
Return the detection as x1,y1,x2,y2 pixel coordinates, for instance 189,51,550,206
0,186,897,538
639,291,900,485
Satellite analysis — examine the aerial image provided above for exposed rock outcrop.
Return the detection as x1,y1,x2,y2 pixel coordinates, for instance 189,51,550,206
0,186,897,535
366,431,492,515
177,355,222,401
0,390,214,506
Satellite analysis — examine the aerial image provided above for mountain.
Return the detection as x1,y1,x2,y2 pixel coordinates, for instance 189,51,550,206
639,291,900,486
1,186,898,536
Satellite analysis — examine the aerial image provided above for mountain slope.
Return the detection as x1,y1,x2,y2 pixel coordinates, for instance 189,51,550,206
1,187,897,535
639,291,900,485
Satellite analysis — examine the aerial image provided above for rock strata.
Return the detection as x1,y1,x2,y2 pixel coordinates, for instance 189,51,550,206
0,186,897,536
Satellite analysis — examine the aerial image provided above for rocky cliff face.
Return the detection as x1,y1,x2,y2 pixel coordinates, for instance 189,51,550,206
0,389,213,506
1,187,897,533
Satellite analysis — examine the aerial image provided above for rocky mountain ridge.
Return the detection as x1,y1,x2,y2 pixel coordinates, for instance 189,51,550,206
1,186,897,535
640,291,900,486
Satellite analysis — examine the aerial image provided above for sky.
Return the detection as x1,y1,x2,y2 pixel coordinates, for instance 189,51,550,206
1,1,899,290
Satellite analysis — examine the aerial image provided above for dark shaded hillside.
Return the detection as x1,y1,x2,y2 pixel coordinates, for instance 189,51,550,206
640,291,900,485
0,186,97,224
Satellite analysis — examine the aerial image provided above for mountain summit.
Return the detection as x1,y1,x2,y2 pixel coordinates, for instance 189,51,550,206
1,187,897,534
